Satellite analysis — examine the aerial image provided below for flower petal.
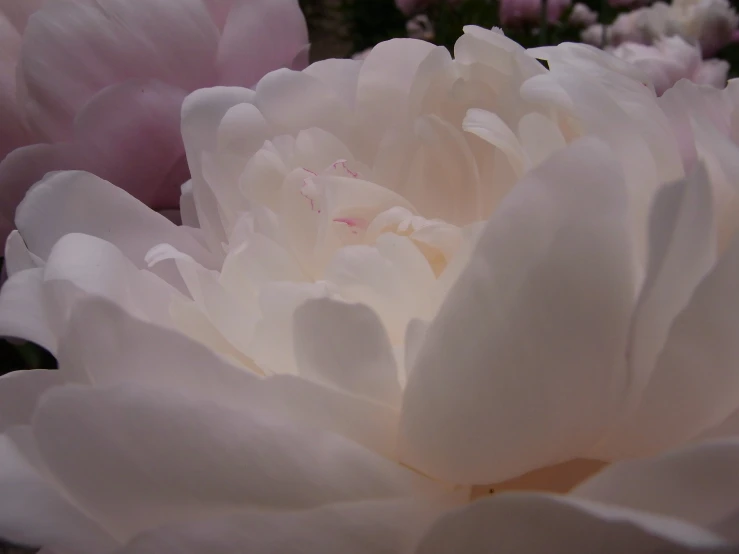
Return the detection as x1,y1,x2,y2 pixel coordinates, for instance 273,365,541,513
15,171,216,268
181,87,254,250
574,440,739,538
72,79,189,210
294,298,401,407
4,230,40,277
399,138,636,484
60,296,402,458
414,493,725,554
592,223,739,457
120,498,447,554
0,269,57,351
19,0,218,140
0,370,66,429
216,0,309,87
0,433,116,554
32,383,434,540
622,164,715,410
0,143,80,246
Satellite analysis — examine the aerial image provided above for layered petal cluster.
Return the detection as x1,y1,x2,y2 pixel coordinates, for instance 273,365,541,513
0,0,309,241
2,27,739,553
583,0,739,55
611,35,728,94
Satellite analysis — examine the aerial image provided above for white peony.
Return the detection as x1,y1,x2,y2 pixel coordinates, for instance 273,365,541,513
611,36,729,95
2,28,739,553
585,0,739,55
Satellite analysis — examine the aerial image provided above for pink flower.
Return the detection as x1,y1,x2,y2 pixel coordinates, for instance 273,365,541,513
395,0,463,16
608,0,653,8
499,0,573,26
396,0,426,14
0,0,309,242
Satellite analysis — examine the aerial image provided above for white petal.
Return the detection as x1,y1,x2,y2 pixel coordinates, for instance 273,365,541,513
398,115,483,226
255,68,351,138
303,58,362,108
4,230,40,276
624,165,715,409
42,233,182,329
0,433,116,554
294,298,401,407
463,108,526,176
593,227,739,457
174,256,257,356
249,281,333,375
0,268,57,351
32,383,434,540
399,138,636,484
120,498,448,554
56,296,258,400
216,102,270,157
415,493,725,554
181,87,255,250
15,171,216,268
0,370,67,429
326,235,437,341
59,296,401,458
179,180,199,228
354,39,437,158
574,440,739,537
517,112,567,168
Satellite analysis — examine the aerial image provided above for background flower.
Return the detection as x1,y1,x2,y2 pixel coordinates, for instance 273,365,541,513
611,35,729,94
499,0,573,26
585,0,739,54
0,0,310,243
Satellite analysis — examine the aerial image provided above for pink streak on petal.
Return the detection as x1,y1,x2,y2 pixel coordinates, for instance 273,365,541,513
331,160,359,178
333,217,369,229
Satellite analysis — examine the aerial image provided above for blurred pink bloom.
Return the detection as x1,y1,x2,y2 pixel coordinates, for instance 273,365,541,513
499,0,572,26
611,35,728,95
395,0,462,16
608,0,653,8
396,0,425,14
0,0,309,242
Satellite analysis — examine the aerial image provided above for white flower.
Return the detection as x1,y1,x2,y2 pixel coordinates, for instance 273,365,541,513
611,36,729,94
569,3,598,27
667,0,739,55
2,28,739,553
595,0,739,55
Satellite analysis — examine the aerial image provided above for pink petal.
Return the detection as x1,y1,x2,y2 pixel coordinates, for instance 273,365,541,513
0,0,44,33
201,0,235,29
0,11,31,159
19,0,219,141
216,0,309,88
72,79,189,210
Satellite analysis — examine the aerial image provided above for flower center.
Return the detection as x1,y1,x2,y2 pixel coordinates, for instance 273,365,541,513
469,458,608,500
